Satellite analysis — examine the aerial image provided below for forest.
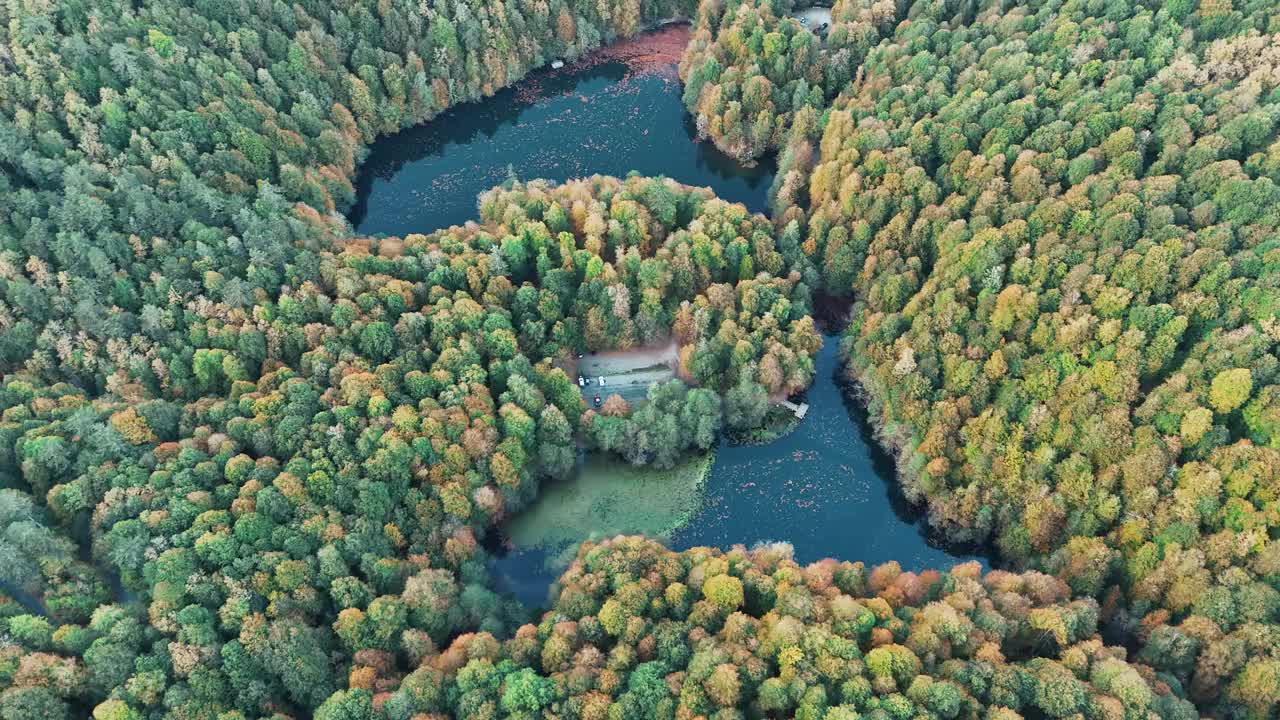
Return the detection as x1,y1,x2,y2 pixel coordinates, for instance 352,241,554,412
1,0,1278,717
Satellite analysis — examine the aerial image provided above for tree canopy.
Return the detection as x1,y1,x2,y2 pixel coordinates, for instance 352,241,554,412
3,0,1280,716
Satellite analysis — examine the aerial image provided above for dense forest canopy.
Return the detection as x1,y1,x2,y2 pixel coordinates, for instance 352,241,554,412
2,0,1280,718
786,0,1280,713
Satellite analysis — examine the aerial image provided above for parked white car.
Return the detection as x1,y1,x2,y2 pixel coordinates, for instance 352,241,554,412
598,376,605,386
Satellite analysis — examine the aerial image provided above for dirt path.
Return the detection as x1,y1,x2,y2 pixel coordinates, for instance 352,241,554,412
579,340,678,375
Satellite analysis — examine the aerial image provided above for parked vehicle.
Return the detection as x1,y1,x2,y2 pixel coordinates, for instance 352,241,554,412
598,376,605,386
593,394,602,407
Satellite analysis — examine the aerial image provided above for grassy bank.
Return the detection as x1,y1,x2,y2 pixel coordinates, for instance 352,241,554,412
506,451,715,565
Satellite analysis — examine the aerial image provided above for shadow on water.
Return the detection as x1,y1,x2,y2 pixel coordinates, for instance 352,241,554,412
0,581,46,616
835,351,994,564
1,516,139,618
482,537,560,611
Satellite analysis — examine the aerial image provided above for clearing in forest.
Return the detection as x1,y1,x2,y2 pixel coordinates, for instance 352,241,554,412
574,340,680,405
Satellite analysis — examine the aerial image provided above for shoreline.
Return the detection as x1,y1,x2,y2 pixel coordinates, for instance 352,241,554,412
832,350,999,564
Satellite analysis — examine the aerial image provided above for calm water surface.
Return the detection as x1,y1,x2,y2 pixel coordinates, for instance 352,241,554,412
352,30,982,609
349,33,772,236
668,335,981,569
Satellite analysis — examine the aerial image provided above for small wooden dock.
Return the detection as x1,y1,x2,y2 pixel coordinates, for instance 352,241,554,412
778,400,809,419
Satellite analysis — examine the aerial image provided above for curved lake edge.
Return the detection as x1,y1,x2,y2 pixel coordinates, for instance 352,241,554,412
831,340,998,565
345,23,776,237
663,324,993,568
343,19,691,226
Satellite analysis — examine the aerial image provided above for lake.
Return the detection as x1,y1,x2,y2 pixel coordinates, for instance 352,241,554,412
350,25,983,609
348,25,773,237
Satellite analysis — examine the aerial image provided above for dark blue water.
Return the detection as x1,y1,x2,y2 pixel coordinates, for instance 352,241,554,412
348,47,772,236
669,334,981,570
352,34,983,610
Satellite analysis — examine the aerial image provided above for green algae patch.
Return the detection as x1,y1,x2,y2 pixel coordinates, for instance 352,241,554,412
507,451,714,565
